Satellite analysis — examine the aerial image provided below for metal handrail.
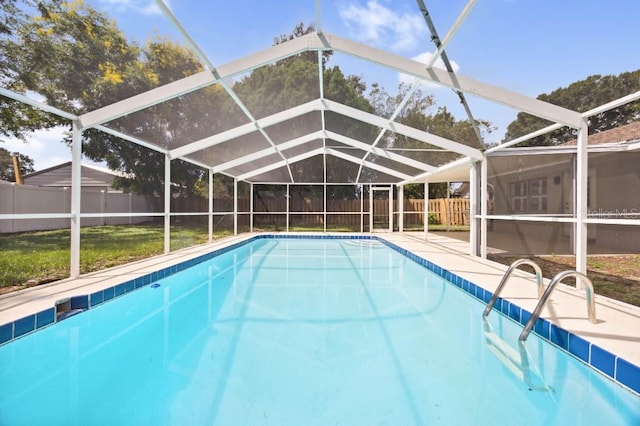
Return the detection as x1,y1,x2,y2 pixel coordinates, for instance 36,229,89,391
519,270,597,341
483,259,544,317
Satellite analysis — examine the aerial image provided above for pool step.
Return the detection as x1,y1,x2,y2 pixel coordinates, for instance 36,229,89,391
483,319,549,392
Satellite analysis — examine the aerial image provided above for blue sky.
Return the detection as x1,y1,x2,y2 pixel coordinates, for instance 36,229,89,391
5,0,640,171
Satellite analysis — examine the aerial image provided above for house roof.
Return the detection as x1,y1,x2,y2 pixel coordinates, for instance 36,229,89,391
23,162,123,188
564,121,640,146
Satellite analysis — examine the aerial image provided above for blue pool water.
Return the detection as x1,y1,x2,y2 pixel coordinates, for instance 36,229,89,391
1,238,639,425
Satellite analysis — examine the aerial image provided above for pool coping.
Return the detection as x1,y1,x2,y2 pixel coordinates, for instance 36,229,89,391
0,232,639,395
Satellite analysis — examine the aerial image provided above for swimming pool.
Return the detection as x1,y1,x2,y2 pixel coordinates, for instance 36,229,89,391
1,236,639,424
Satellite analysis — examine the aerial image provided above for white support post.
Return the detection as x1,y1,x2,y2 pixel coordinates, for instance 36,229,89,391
369,187,373,232
469,161,478,257
128,193,132,225
446,181,451,232
286,183,290,232
575,119,589,281
388,187,393,232
398,184,404,232
480,157,488,259
208,169,213,242
164,154,171,254
360,186,364,233
70,121,82,278
250,183,254,232
323,183,327,233
233,178,238,236
424,179,429,241
100,190,106,226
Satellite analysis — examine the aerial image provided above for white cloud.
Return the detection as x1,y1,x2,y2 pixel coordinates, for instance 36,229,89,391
338,1,426,52
398,51,461,88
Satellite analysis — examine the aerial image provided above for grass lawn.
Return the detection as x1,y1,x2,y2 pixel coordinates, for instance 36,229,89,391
0,224,221,292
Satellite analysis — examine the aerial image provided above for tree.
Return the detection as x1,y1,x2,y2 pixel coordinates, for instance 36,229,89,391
504,70,640,146
367,82,492,193
0,0,65,142
1,1,215,207
0,147,34,181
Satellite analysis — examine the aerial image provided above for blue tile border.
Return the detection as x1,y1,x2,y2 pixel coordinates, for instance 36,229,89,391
591,345,616,377
0,323,12,345
0,234,638,396
13,314,35,338
35,308,55,329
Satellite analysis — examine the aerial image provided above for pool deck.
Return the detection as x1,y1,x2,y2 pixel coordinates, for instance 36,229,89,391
1,232,639,369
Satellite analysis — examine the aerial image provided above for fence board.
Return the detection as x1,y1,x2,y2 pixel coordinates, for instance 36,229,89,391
1,182,469,232
0,183,156,233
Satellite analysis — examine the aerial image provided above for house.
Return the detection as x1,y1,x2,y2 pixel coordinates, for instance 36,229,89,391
1,162,154,233
22,162,126,192
487,121,640,254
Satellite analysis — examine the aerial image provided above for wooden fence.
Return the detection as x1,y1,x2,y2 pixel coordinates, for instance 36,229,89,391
173,197,470,227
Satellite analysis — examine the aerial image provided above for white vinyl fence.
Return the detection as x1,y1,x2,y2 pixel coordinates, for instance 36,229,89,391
0,182,157,233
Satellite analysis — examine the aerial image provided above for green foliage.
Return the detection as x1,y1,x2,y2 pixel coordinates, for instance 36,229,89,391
0,147,34,181
0,224,215,287
428,212,439,225
402,182,450,199
0,1,65,141
504,70,640,146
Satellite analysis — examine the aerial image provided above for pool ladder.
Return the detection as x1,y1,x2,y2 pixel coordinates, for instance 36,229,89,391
483,259,597,341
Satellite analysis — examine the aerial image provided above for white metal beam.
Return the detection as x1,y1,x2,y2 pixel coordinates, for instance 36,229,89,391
581,90,640,118
468,161,478,256
212,131,324,173
208,169,213,242
326,148,412,180
423,179,429,240
79,71,216,128
324,99,483,159
170,122,258,160
70,121,82,278
315,0,323,33
400,156,472,185
94,125,169,154
0,87,78,121
424,0,477,69
485,123,565,154
325,33,582,128
169,99,322,159
237,147,325,181
324,130,438,173
164,154,171,254
575,119,589,278
215,32,327,79
480,158,487,259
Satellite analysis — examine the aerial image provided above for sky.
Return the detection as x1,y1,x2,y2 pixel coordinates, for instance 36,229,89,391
4,0,640,172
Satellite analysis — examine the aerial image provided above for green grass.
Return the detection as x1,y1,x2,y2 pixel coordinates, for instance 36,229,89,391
0,224,221,289
428,225,470,231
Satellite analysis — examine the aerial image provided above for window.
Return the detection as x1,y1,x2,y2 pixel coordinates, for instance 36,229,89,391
510,178,547,213
510,181,528,213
